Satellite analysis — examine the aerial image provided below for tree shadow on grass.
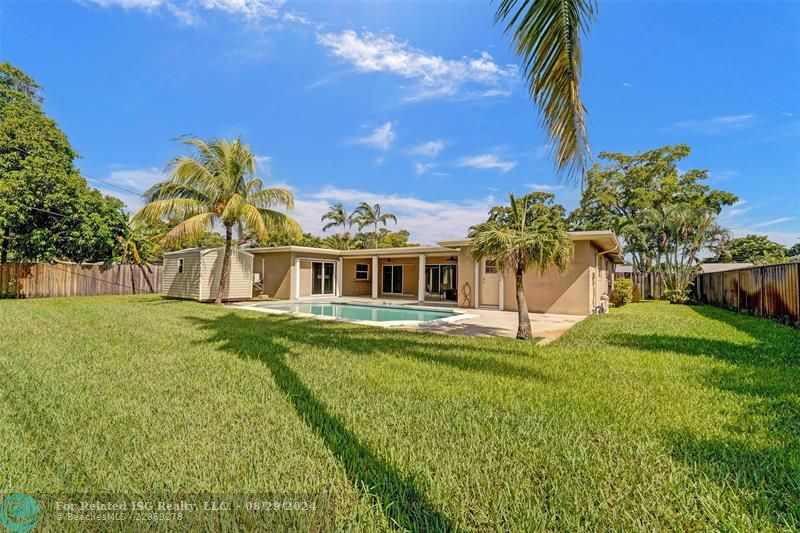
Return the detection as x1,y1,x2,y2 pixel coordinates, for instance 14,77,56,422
607,305,800,527
247,315,547,382
188,312,456,531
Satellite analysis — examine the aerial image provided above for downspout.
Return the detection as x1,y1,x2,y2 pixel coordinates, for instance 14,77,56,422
595,241,622,311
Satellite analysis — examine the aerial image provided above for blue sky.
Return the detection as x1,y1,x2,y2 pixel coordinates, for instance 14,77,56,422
2,0,798,245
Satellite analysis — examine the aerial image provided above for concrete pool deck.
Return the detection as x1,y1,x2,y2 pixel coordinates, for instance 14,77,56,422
230,296,586,342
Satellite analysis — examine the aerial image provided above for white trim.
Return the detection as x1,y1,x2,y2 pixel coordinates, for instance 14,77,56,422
293,257,300,300
371,256,379,299
498,271,504,310
473,261,480,309
417,254,426,302
336,258,343,297
310,260,336,297
354,262,370,281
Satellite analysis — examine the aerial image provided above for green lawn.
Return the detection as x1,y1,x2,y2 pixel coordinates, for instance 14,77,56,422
0,296,797,530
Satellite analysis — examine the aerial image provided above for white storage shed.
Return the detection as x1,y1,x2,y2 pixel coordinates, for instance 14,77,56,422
162,247,253,302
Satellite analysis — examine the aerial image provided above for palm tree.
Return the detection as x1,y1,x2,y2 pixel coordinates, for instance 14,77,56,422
106,222,159,294
494,0,596,179
321,203,351,233
644,204,729,303
469,193,573,340
351,202,397,248
134,137,300,304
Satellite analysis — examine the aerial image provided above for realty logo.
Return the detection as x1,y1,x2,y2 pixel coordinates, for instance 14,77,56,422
0,494,40,533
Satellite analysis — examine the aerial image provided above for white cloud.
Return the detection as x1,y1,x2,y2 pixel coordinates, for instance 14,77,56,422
353,122,395,151
409,140,445,158
254,154,271,172
719,200,752,222
527,183,564,191
317,30,517,101
710,170,739,181
79,0,287,25
293,186,493,244
675,114,755,132
750,216,798,229
457,153,516,173
622,82,634,88
780,112,794,117
414,162,437,175
91,167,167,214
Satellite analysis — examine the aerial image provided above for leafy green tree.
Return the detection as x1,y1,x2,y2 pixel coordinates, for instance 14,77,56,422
357,228,417,249
711,234,788,264
470,192,573,340
644,205,728,303
351,202,397,248
494,0,596,178
135,137,300,304
789,242,800,258
0,62,128,263
570,145,737,271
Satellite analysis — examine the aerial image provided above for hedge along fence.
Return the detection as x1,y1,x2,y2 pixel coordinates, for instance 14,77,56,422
695,262,800,328
0,263,163,299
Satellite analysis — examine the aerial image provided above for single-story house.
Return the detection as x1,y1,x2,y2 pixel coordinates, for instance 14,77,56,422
162,230,623,315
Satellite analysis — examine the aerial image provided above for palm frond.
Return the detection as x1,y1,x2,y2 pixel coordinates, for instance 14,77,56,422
249,187,295,210
133,198,206,224
160,212,215,246
495,0,596,180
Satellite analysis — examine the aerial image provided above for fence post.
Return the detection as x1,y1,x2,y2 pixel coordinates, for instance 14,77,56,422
737,269,741,313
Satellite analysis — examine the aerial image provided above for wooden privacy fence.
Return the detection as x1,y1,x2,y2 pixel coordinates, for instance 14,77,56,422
695,262,800,327
0,263,163,299
618,272,667,300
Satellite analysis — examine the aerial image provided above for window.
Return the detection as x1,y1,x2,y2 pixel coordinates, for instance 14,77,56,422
355,263,369,281
178,258,184,273
484,260,497,274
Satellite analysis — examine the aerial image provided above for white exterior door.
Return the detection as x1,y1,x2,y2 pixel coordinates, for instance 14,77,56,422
480,259,499,307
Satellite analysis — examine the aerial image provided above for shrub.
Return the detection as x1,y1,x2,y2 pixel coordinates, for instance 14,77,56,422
665,287,693,305
610,278,633,307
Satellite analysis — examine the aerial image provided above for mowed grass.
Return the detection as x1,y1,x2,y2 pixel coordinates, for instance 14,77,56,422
0,296,797,530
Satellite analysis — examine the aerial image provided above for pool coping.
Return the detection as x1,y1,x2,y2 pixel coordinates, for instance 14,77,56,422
233,300,478,328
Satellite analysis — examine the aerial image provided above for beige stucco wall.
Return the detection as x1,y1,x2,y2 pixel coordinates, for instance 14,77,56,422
499,240,593,315
456,249,478,308
162,251,202,300
201,248,253,302
341,258,373,296
295,252,340,297
377,257,419,296
253,251,291,299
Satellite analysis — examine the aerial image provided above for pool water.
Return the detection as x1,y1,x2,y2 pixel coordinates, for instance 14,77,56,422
254,302,457,322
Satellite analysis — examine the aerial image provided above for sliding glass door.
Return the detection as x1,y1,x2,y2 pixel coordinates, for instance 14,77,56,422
382,265,403,294
311,261,334,295
425,264,457,301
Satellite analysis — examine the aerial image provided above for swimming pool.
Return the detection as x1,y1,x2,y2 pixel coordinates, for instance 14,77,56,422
249,301,463,324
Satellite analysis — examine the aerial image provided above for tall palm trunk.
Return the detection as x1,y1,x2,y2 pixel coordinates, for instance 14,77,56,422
130,263,137,295
515,266,532,340
137,263,156,293
216,224,233,305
